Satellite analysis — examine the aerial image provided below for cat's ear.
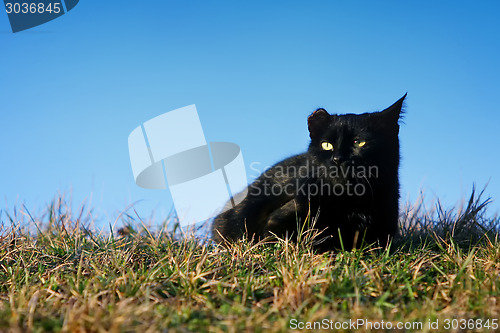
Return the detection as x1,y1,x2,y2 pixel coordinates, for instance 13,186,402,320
380,93,407,124
308,108,330,139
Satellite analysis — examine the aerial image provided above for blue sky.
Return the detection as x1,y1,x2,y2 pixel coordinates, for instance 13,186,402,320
1,1,499,229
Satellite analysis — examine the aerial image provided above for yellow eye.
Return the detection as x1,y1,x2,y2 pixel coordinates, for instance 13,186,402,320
354,140,366,148
321,141,334,151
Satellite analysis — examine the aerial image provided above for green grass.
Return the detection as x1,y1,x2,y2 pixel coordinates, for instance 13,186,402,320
1,188,499,332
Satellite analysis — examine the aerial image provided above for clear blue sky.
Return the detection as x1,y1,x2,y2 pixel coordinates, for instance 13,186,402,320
1,1,499,229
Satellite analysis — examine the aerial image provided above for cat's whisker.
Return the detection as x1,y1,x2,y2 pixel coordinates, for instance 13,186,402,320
360,174,375,198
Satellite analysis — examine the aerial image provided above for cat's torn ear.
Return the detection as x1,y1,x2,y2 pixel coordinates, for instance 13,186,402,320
380,93,407,124
308,108,330,140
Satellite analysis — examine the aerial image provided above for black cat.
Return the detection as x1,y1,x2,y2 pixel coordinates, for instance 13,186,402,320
212,94,406,251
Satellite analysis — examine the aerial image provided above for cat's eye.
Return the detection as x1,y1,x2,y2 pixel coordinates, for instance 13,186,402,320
354,140,366,148
321,141,334,151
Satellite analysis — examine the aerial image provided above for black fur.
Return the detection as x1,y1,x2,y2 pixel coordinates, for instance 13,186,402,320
212,95,406,251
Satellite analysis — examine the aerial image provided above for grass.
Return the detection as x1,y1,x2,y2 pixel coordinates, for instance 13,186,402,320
1,187,499,332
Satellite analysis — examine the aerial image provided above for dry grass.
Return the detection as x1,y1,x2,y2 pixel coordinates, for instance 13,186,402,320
0,188,499,332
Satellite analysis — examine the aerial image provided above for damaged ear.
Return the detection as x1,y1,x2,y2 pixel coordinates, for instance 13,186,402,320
308,108,330,140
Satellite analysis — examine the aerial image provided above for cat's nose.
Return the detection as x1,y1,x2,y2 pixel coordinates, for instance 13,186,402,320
332,154,346,164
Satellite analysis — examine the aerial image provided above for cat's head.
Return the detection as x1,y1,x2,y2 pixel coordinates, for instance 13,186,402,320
307,94,406,180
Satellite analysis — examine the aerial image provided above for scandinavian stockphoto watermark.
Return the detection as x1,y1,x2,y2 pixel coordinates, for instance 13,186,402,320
249,161,378,198
289,318,499,331
128,105,248,227
3,0,79,33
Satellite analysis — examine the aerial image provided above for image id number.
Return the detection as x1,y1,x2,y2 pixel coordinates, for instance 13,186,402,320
5,2,62,14
443,318,498,330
